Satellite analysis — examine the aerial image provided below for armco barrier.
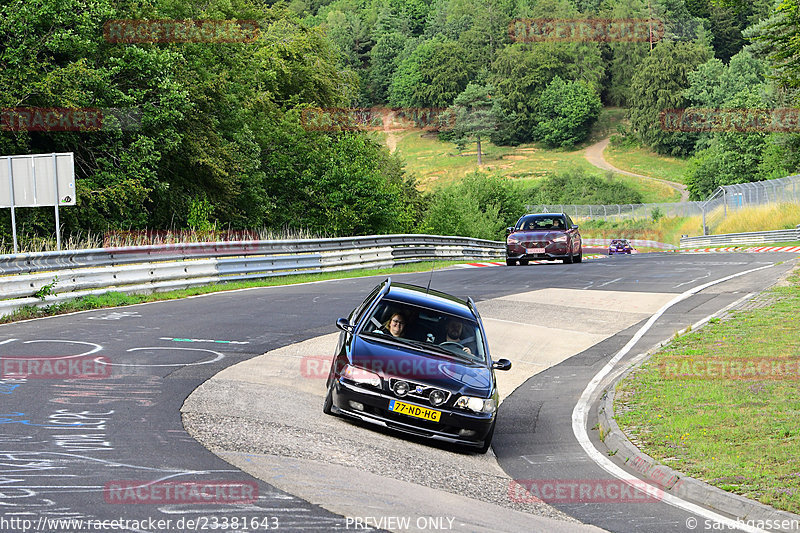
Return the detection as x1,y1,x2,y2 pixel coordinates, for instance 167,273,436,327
583,238,675,249
0,235,503,319
680,228,800,248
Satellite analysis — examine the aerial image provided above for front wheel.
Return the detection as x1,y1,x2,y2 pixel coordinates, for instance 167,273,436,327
323,384,334,415
575,249,582,263
519,259,529,266
477,421,496,454
506,258,516,266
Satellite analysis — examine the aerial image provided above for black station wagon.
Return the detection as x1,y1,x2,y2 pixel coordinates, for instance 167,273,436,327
323,279,511,453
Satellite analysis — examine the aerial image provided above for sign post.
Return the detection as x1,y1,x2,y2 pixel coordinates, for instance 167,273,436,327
0,152,76,253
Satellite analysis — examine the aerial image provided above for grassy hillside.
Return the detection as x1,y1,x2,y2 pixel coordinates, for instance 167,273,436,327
373,130,681,203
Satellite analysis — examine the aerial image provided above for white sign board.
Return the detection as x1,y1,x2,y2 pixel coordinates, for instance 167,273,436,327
0,152,76,207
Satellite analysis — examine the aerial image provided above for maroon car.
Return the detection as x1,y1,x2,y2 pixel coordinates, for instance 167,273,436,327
505,213,582,265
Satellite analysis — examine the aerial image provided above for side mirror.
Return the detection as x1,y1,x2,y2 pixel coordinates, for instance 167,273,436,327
336,318,354,333
492,359,512,371
506,227,514,235
571,224,579,230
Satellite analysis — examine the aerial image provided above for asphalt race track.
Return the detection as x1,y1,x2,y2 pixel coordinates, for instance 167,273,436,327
0,251,797,533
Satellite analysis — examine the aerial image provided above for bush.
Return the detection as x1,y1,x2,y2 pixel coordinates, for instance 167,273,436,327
525,169,643,205
422,173,524,240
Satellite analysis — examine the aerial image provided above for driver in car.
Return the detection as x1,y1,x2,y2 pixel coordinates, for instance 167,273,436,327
443,318,476,355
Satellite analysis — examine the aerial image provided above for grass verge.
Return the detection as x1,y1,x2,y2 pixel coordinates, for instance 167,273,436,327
615,265,800,513
604,143,689,184
0,260,467,324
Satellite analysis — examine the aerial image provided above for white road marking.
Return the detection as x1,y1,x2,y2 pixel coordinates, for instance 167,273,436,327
97,347,224,368
572,263,775,532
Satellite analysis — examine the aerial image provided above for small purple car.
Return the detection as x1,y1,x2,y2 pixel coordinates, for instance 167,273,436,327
608,239,633,255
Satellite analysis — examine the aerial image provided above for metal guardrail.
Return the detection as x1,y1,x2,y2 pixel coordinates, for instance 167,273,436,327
583,238,675,249
679,228,800,247
0,234,503,319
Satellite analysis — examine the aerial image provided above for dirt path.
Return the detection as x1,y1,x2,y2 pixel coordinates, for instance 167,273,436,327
585,137,689,202
382,109,398,152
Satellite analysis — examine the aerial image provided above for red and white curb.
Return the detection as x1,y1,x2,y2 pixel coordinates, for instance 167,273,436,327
455,246,800,268
456,255,607,268
677,246,800,254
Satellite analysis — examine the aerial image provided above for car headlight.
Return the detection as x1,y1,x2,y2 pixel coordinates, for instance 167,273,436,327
507,235,520,244
552,235,568,242
455,396,497,414
342,364,381,388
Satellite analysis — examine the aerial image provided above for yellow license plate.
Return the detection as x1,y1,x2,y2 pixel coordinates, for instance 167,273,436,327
389,400,441,422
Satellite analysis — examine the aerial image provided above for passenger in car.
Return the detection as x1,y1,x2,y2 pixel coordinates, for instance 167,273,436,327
383,312,407,338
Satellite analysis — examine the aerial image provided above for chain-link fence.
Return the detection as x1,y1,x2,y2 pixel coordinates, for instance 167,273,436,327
525,202,705,222
527,174,800,235
699,174,800,234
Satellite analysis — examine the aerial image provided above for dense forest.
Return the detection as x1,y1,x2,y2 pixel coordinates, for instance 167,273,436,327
1,0,799,244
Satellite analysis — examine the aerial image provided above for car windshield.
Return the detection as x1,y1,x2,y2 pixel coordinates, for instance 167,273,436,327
516,216,565,231
361,300,486,363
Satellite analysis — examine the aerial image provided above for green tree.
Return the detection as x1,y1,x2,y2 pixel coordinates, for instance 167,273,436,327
534,77,602,148
627,39,712,155
605,0,651,106
366,31,406,104
447,83,503,165
748,0,800,89
389,37,474,108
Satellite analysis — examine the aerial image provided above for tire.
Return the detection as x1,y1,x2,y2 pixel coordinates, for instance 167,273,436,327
477,421,496,454
519,259,529,266
506,258,516,266
575,249,582,263
564,250,574,264
323,384,334,415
